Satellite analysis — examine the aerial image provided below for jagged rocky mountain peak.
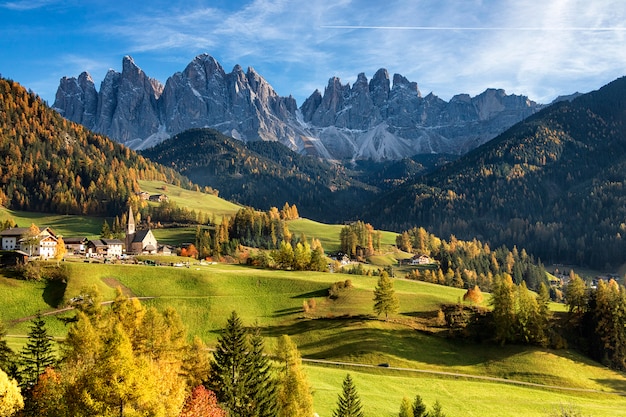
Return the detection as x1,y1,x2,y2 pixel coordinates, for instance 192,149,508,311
54,54,544,160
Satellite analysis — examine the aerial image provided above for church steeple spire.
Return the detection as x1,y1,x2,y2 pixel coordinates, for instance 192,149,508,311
127,207,136,236
125,207,136,252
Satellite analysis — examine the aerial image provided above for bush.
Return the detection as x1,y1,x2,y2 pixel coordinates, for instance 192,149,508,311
328,280,353,299
15,262,42,281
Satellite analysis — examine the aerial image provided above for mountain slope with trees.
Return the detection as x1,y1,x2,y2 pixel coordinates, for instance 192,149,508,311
139,128,377,221
365,76,626,269
0,77,194,216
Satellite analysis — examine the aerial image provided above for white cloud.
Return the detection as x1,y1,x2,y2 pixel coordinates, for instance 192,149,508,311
32,0,626,104
1,0,57,10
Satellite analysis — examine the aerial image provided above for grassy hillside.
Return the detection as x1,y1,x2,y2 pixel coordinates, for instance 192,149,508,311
138,179,241,221
0,206,103,237
1,262,625,416
287,218,398,252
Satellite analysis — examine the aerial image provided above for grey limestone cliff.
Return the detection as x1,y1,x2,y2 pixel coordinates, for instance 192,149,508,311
54,54,543,161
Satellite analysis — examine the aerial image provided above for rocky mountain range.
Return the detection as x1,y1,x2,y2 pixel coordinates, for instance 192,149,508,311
53,54,543,161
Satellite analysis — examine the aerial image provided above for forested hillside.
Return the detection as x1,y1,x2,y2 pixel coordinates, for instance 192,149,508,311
140,128,376,221
366,76,626,269
0,78,193,216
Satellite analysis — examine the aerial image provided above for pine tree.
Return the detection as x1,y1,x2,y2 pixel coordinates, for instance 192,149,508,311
209,311,250,416
246,328,279,417
332,374,364,417
490,273,517,344
100,219,112,239
20,313,56,387
373,271,400,319
412,395,427,417
429,400,446,417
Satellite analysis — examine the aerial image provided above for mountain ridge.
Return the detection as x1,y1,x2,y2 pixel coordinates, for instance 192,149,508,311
364,76,626,269
53,54,543,161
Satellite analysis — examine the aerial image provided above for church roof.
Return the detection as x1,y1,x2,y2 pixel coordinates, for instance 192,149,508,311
132,229,153,243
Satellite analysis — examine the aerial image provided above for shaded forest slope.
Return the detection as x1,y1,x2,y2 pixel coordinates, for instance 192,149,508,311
366,76,626,269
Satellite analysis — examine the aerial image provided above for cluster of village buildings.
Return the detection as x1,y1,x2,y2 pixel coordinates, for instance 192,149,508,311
0,209,168,265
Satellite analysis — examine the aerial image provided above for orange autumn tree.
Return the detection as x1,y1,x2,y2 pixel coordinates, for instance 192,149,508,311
179,385,226,417
463,285,484,305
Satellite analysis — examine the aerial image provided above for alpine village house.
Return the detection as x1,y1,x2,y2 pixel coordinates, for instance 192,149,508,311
0,208,158,264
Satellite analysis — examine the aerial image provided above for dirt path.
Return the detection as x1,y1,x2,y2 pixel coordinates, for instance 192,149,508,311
101,276,136,297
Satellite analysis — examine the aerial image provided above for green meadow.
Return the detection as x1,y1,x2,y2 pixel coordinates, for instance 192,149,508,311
1,261,625,416
138,179,241,221
1,190,624,415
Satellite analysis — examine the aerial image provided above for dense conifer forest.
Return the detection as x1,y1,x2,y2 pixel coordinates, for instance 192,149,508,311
0,78,194,216
367,77,626,269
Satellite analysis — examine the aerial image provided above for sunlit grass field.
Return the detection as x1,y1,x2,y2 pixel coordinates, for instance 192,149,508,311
1,194,624,415
287,218,399,253
138,179,241,221
2,261,626,416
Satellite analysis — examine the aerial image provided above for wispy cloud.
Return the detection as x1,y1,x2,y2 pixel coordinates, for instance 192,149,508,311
6,0,626,105
1,0,57,10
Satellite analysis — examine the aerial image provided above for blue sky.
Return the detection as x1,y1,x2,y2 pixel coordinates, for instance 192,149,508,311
1,0,625,106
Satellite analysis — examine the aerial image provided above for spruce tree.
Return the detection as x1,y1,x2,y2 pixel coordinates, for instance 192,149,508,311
209,311,250,416
429,400,446,417
373,271,399,319
246,328,278,417
20,313,56,387
100,219,112,239
332,373,364,417
412,395,427,417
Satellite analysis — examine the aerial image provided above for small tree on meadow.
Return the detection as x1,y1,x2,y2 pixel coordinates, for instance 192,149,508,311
463,285,483,305
373,271,399,319
20,313,56,387
332,374,364,417
398,397,412,417
412,394,427,417
429,400,446,417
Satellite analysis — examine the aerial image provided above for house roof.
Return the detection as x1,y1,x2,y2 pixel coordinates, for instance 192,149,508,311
87,239,108,248
102,239,123,246
1,226,57,238
0,227,30,237
64,237,87,244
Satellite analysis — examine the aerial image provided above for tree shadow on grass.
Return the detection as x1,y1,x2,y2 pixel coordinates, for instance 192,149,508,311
261,316,371,338
273,307,303,318
592,378,626,394
401,310,439,320
291,289,329,299
260,316,537,368
43,278,66,308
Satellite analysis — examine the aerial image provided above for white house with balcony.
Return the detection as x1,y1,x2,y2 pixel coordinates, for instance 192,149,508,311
0,226,59,259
